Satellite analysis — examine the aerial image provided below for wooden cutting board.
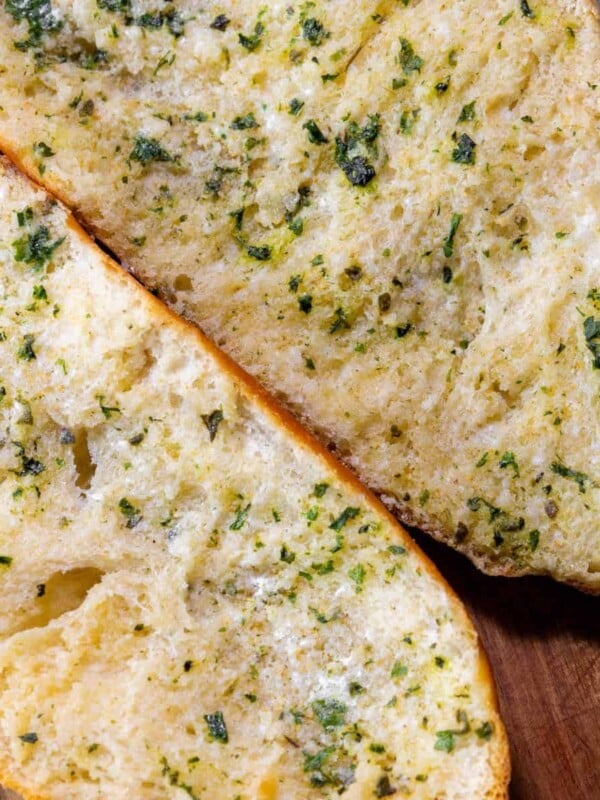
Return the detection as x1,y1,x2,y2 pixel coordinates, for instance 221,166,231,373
413,531,600,799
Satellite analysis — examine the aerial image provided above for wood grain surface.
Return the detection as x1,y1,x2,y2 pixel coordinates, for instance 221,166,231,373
413,531,600,799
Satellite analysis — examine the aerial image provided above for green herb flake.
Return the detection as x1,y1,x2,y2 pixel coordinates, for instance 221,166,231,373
349,682,365,696
457,101,476,123
388,544,406,555
17,334,36,361
129,135,173,166
529,529,540,551
348,563,366,590
302,17,329,46
391,661,408,678
451,133,476,165
303,119,329,144
209,14,230,31
33,141,54,158
442,213,463,258
280,545,296,564
247,244,272,261
314,482,329,497
313,559,334,575
97,395,121,419
204,711,228,743
550,461,590,493
118,497,142,528
5,0,62,49
476,452,488,468
201,409,224,442
0,555,13,567
298,294,312,313
289,97,304,116
231,113,258,130
312,698,347,730
18,732,38,744
230,503,251,530
476,721,494,740
239,21,264,52
434,730,455,753
398,37,424,75
395,322,412,338
520,0,535,18
499,451,520,477
330,506,360,532
13,226,64,270
583,316,600,368
375,775,396,797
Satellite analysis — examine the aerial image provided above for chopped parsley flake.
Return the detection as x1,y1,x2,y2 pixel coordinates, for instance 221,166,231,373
209,14,230,31
17,334,36,361
204,711,228,743
499,451,519,477
13,225,64,270
129,136,173,166
289,97,304,116
118,497,142,528
442,213,463,258
239,21,264,51
312,698,347,729
583,316,600,368
451,133,476,165
18,732,38,744
247,244,272,261
302,17,329,46
230,503,251,530
398,37,424,74
329,506,359,531
457,101,476,123
303,119,329,144
201,409,224,441
550,461,590,493
231,113,258,130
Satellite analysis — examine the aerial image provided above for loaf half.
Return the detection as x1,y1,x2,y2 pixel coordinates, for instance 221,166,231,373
0,159,508,798
0,0,597,588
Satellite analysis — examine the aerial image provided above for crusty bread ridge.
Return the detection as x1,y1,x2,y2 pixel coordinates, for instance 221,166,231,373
0,0,597,589
0,158,508,798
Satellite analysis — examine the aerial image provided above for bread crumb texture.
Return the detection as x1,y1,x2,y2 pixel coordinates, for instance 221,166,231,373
0,2,596,592
0,162,508,799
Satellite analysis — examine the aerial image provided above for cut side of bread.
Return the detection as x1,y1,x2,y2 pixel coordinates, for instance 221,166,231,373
0,0,596,589
0,160,508,799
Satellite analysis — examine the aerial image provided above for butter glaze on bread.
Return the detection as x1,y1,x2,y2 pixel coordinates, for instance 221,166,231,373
0,1,596,591
0,160,508,798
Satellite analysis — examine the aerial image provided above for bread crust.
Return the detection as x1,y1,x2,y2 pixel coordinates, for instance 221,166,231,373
0,155,510,799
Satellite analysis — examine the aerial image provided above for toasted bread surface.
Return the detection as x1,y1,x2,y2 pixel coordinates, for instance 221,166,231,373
0,160,508,798
0,1,596,591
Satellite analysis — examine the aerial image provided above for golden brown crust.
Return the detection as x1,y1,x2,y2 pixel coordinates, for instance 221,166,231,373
0,153,510,798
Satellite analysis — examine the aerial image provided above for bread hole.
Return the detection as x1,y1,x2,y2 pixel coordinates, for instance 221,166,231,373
13,568,104,634
73,429,96,491
174,274,193,292
523,144,545,161
116,347,156,392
